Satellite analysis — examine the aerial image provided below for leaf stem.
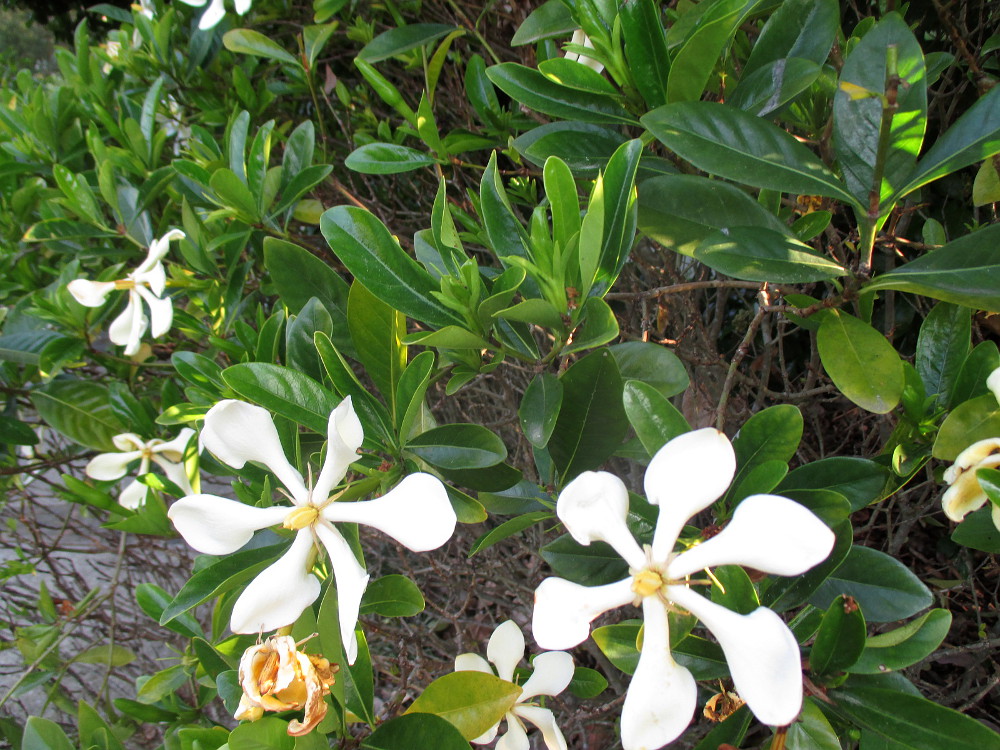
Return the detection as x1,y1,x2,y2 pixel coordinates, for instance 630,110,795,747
861,45,900,275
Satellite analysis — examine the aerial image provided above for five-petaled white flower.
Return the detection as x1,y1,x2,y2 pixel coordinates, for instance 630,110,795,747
177,0,251,30
68,229,184,356
940,366,1000,531
86,429,196,509
564,29,604,73
456,620,573,750
168,398,457,663
532,428,835,750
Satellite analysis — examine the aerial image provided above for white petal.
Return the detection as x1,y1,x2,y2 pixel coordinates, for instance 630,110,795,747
152,428,196,462
198,0,226,28
531,577,633,650
138,228,185,274
85,450,141,481
668,494,835,579
112,433,145,451
312,397,364,501
668,586,802,726
942,469,991,522
620,597,697,750
234,0,251,13
152,454,194,496
520,651,574,700
108,291,148,355
167,494,290,555
556,471,645,570
118,477,150,510
314,522,369,664
988,366,1000,406
646,428,736,562
471,723,500,745
134,284,173,338
230,531,321,634
943,438,1000,484
496,715,529,750
68,279,116,307
487,620,525,682
320,473,456,552
514,705,567,750
133,260,166,297
201,400,307,501
177,0,206,6
455,653,493,674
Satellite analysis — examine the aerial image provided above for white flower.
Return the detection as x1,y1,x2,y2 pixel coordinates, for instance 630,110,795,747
532,428,836,750
68,229,184,356
455,620,573,750
86,429,196,509
133,0,155,20
942,438,1000,530
177,0,251,30
564,29,604,74
167,398,457,663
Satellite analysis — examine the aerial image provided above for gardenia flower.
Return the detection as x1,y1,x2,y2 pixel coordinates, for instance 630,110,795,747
85,429,195,509
564,29,604,73
455,620,573,750
167,398,456,662
532,428,835,750
68,229,184,356
942,438,1000,530
178,0,251,30
235,634,338,736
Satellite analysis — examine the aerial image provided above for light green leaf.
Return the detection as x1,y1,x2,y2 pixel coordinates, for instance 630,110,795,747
360,574,424,617
406,671,521,741
345,143,437,174
817,310,904,414
223,29,300,66
695,226,846,283
852,609,952,674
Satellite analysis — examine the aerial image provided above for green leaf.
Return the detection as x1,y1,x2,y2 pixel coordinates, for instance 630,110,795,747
916,302,970,408
486,63,636,125
71,644,135,666
286,298,335,382
567,666,608,699
763,521,852,612
363,713,471,750
406,671,521,741
31,380,124,451
345,143,437,174
228,716,295,750
160,544,285,625
223,29,300,65
223,363,339,435
210,167,260,221
345,628,375,724
743,0,838,78
519,373,563,448
360,574,425,617
0,416,39,446
548,349,627,483
933,393,1000,461
407,424,507,469
511,0,575,45
610,341,689,399
637,174,789,256
834,14,927,209
817,310,904,414
779,457,889,512
514,122,628,176
358,23,457,62
666,0,746,103
623,380,691,456
810,594,867,676
52,165,104,226
862,224,1000,310
565,297,620,354
827,685,1000,750
950,340,1000,408
22,717,74,750
973,158,1000,206
540,534,628,586
321,206,462,329
348,281,405,407
315,332,394,445
642,102,860,208
397,350,435,439
711,564,759,614
894,85,1000,200
951,507,1000,553
592,622,641,675
809,545,933,623
468,511,553,557
728,58,822,117
785,698,841,750
620,0,670,107
852,609,952,674
594,138,642,293
695,226,846,283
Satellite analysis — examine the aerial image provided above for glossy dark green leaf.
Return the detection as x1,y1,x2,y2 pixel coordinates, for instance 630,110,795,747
834,13,927,209
538,58,618,95
827,685,1000,749
0,416,39,446
548,349,627,483
344,143,437,174
406,424,507,469
728,58,822,116
31,380,124,451
314,332,394,446
263,238,346,337
951,507,1000,553
223,29,299,65
742,0,838,78
514,122,627,176
540,534,628,586
695,226,846,283
666,0,745,103
620,0,670,107
642,102,859,207
345,628,375,724
693,706,752,750
932,393,1000,461
894,84,1000,200
852,609,952,674
406,671,521,741
511,0,575,45
949,340,1000,408
810,594,867,676
862,224,1000,310
610,341,689,398
565,297,620,354
779,457,889,512
817,310,904,414
210,167,260,221
397,350,435,440
594,138,642,293
469,511,553,557
710,564,759,615
362,713,469,750
285,298,334,382
785,699,841,750
359,574,424,617
519,373,563,448
321,206,462,330
191,638,235,681
809,545,932,623
222,363,338,435
763,521,852,612
486,63,636,125
567,666,608,699
592,622,641,674
623,380,691,456
134,583,203,639
637,174,789,256
915,302,970,408
358,23,457,62
348,281,405,407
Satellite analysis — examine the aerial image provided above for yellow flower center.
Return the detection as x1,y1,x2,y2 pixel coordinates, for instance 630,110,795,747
631,568,664,598
283,505,319,530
